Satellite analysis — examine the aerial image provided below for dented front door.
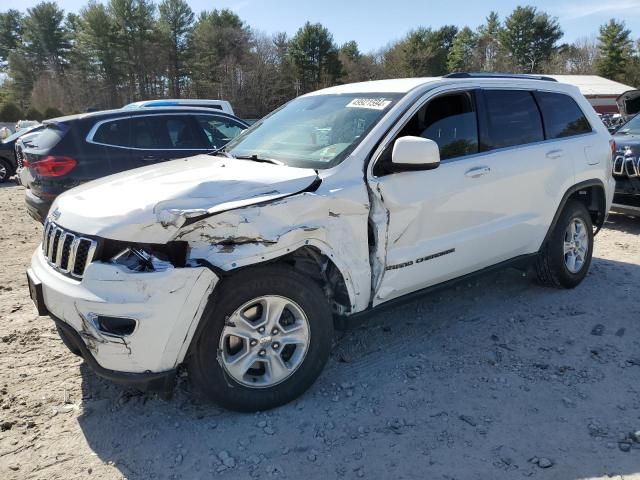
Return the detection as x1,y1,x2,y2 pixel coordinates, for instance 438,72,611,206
369,156,503,306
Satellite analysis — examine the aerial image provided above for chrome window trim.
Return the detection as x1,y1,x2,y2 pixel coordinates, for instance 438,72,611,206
369,85,599,176
85,112,229,151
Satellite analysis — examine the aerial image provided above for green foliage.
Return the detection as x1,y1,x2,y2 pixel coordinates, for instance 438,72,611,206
44,107,64,118
22,2,71,73
158,0,194,97
288,22,342,92
25,107,44,121
596,20,634,81
400,26,458,76
0,102,22,122
0,2,637,116
0,9,22,66
499,6,563,73
447,27,478,72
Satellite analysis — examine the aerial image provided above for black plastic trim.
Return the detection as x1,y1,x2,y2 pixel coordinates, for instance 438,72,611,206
352,253,539,318
542,179,607,246
444,72,557,82
51,316,176,392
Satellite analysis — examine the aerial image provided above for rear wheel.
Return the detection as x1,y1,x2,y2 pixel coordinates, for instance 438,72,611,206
0,158,12,183
188,265,333,412
536,200,593,288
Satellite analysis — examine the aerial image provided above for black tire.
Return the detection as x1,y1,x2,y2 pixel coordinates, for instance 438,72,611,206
0,158,12,183
188,265,333,412
56,325,82,356
536,199,594,289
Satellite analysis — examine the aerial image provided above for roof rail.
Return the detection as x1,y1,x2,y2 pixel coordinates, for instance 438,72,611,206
443,72,557,82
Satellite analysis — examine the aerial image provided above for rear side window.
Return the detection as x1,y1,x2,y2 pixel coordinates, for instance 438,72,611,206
130,115,208,149
31,123,68,150
92,119,132,147
533,91,592,139
482,90,544,150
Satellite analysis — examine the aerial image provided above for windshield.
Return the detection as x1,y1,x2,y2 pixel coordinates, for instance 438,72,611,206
617,114,640,135
224,93,402,169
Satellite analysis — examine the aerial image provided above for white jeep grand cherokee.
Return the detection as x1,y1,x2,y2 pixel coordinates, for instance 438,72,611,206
28,74,615,411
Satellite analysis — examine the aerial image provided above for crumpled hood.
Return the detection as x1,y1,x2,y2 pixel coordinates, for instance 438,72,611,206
52,154,319,242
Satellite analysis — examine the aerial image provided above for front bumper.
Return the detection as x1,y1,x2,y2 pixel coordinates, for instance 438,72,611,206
53,316,177,391
25,189,51,224
29,247,218,384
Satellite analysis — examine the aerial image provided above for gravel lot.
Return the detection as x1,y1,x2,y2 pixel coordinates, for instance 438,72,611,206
1,181,640,480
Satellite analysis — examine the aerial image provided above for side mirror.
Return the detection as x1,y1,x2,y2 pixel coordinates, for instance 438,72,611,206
391,136,440,171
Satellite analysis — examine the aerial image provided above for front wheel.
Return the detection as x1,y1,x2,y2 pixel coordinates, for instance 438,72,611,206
188,265,333,412
536,199,594,288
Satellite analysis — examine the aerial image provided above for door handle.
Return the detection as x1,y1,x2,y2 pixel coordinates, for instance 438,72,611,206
546,149,564,159
464,166,491,178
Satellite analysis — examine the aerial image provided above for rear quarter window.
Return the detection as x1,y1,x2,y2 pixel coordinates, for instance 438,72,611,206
92,119,132,147
533,91,592,139
482,90,544,150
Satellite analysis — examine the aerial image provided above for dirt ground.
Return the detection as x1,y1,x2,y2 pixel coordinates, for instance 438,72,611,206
1,181,640,480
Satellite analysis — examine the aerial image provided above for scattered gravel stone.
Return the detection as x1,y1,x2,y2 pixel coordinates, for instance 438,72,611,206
459,415,477,427
538,458,553,468
590,324,605,336
619,442,631,452
257,420,267,428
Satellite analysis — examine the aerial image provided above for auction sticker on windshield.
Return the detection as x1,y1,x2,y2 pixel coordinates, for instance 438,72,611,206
346,98,392,110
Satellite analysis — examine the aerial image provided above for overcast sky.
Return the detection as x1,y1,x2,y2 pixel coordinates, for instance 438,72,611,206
16,0,640,53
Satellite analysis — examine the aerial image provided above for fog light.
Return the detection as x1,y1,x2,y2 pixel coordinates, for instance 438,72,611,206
96,316,137,336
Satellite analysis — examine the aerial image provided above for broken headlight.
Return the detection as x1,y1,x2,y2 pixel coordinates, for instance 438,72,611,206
110,247,173,272
104,241,188,272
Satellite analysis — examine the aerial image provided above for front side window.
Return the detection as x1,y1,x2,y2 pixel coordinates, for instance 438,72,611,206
399,92,478,160
224,93,402,169
483,90,544,150
194,115,245,149
534,91,592,139
374,91,478,174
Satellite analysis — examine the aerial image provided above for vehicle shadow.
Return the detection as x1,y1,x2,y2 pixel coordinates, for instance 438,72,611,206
75,255,640,479
0,179,21,189
604,212,640,234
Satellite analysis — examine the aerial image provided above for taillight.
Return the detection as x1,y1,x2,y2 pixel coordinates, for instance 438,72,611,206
32,156,76,177
610,139,617,158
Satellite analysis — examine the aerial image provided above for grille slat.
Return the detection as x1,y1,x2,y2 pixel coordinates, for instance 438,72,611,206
42,220,97,279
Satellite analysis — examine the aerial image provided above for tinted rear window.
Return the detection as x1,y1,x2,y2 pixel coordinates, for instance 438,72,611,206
29,123,68,150
483,90,544,150
93,119,132,146
533,91,592,139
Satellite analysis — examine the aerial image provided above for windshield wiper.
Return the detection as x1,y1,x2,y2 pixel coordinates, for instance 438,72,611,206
234,154,282,165
210,150,235,158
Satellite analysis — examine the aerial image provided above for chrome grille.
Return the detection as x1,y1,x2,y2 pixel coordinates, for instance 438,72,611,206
42,220,97,278
613,153,640,178
15,144,24,169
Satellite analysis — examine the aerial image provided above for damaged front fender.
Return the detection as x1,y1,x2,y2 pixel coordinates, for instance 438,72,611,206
177,181,373,313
